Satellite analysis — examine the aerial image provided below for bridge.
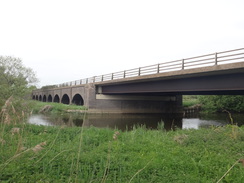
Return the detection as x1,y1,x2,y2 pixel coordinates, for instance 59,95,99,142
33,48,244,114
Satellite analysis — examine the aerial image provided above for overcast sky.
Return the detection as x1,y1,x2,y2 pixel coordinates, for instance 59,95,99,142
1,0,244,87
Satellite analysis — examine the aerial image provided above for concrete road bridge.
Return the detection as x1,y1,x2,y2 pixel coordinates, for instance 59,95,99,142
33,48,244,113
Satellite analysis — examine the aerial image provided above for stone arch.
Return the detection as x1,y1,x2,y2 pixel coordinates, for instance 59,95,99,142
35,95,38,100
32,95,35,100
72,94,84,106
43,95,47,102
48,95,52,102
54,95,60,103
39,95,42,101
61,94,70,105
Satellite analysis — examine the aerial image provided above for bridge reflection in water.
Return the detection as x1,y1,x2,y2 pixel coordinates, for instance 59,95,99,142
28,113,233,131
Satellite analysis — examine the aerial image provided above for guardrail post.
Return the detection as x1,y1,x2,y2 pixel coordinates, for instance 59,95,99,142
101,75,103,82
138,67,141,76
182,59,184,70
157,64,160,73
123,71,126,78
215,52,218,65
111,73,114,80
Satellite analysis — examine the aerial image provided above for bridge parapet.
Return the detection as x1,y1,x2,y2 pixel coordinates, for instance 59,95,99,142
53,48,244,88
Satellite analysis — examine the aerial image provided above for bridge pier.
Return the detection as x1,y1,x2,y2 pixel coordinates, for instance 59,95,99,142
85,84,183,114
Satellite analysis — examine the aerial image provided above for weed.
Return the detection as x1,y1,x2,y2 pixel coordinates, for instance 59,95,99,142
0,124,244,182
183,95,200,107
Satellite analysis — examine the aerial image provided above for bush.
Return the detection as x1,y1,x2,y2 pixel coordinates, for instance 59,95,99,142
199,95,244,113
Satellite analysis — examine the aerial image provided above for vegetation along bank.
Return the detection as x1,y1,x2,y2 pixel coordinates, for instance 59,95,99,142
183,95,244,113
1,123,244,182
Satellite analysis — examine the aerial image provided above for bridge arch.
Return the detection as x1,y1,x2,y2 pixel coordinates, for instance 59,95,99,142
48,95,53,102
35,95,38,100
54,95,60,103
32,95,35,100
43,95,47,102
39,95,42,101
61,94,70,105
72,94,84,106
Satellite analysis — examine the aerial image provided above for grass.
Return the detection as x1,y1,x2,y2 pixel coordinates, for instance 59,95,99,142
30,101,87,114
1,122,244,182
183,95,200,107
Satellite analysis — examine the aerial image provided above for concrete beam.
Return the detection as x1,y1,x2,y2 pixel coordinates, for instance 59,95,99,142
96,94,176,101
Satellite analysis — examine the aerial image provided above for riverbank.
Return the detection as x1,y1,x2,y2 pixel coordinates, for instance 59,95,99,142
31,101,87,114
1,123,244,182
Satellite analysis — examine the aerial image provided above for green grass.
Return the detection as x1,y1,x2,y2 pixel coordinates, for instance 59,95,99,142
30,100,87,114
183,95,200,107
1,123,244,182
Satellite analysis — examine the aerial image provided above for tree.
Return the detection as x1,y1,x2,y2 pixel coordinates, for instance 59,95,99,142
199,95,244,113
0,56,38,106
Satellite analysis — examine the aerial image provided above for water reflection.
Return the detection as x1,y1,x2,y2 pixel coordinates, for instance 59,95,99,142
182,118,224,129
28,113,183,131
28,115,53,126
28,112,243,130
84,113,183,131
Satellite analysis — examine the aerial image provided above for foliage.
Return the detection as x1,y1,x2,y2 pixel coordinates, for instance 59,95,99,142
183,95,200,107
1,123,244,182
30,101,87,114
0,56,38,107
199,95,244,113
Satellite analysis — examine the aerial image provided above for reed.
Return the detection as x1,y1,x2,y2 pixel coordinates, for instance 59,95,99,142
0,122,244,182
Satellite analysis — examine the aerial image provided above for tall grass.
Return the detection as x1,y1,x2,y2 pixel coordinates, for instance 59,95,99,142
183,95,200,107
1,121,244,182
30,101,87,114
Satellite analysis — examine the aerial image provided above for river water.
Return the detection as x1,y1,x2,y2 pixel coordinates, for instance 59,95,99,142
28,112,244,131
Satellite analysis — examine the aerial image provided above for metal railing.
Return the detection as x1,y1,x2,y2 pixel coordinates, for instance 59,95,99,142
58,48,244,87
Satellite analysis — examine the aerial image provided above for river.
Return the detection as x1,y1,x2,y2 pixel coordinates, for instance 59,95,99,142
28,112,244,131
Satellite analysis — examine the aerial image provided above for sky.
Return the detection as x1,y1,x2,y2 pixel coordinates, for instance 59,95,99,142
0,0,244,87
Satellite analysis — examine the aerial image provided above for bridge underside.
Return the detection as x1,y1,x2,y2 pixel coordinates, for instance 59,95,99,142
88,94,182,114
99,72,244,95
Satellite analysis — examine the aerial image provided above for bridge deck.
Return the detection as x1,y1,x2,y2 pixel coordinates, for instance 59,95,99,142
56,48,244,88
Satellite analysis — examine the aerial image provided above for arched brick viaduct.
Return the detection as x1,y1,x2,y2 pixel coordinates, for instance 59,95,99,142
32,85,88,106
